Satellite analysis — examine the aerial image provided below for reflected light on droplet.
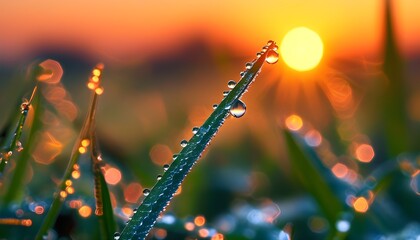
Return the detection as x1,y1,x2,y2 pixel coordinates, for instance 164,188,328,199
124,182,143,203
81,139,90,147
304,130,322,147
331,163,349,179
285,114,303,131
78,146,87,154
72,170,81,179
353,197,369,213
355,144,375,163
104,167,122,185
79,205,92,218
194,215,206,227
149,144,172,166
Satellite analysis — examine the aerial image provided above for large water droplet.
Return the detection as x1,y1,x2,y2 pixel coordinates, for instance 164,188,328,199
266,50,279,64
180,140,188,147
245,62,253,69
227,80,236,89
163,164,170,171
265,50,279,64
192,127,199,134
114,232,121,240
229,100,247,118
143,189,150,196
212,104,218,109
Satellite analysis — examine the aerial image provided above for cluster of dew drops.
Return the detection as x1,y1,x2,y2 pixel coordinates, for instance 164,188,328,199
139,40,279,198
114,41,279,240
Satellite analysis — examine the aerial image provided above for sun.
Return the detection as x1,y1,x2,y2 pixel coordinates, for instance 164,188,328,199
280,27,324,72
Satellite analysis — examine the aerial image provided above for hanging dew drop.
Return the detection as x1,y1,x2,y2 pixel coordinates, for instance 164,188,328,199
163,164,170,171
157,175,162,181
113,232,121,240
229,100,247,118
223,91,230,96
192,127,199,134
266,50,279,64
245,62,253,69
143,189,150,196
180,140,188,147
240,71,245,77
172,154,178,160
256,52,262,58
212,104,218,109
227,80,236,88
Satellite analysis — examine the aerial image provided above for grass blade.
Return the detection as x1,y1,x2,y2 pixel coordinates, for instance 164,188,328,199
91,132,117,238
35,64,104,239
1,94,42,205
283,130,345,237
119,41,279,239
0,86,38,174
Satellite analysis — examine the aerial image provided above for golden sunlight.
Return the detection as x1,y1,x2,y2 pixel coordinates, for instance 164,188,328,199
280,27,323,72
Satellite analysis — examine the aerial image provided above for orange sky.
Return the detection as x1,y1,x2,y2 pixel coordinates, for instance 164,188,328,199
0,0,419,64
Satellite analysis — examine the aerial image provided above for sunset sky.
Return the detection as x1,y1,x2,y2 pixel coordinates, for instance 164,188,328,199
1,0,419,65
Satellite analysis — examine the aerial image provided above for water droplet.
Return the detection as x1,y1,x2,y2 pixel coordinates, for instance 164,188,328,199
267,40,275,45
229,100,247,118
245,62,253,69
172,154,178,160
157,175,163,181
240,71,245,77
272,44,279,51
143,189,150,196
180,140,188,147
114,232,121,240
133,208,137,213
256,52,262,58
163,164,170,171
227,80,237,89
223,91,230,96
192,127,199,134
212,104,218,109
266,50,279,64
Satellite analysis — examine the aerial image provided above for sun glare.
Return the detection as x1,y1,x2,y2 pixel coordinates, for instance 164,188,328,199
280,27,324,72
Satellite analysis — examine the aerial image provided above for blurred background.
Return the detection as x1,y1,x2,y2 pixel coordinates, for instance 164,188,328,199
0,0,419,239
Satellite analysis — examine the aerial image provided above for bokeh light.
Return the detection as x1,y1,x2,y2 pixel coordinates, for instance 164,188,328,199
104,167,122,185
355,144,375,163
79,205,92,218
285,114,303,131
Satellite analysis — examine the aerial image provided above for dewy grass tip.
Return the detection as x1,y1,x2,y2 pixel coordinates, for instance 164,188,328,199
119,41,279,240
